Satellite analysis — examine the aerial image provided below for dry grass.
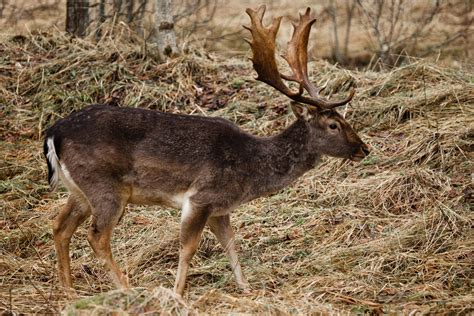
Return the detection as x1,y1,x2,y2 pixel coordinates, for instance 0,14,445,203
1,0,472,65
0,25,473,314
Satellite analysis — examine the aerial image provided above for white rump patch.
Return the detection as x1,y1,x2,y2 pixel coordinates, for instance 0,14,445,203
46,137,61,190
46,137,82,195
60,164,83,195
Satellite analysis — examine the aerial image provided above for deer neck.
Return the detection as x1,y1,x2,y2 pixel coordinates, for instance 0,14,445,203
251,119,321,198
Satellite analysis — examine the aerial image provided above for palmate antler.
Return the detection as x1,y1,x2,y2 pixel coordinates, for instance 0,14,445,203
244,5,354,109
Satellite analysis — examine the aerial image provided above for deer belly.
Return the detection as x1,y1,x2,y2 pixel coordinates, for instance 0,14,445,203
128,186,197,210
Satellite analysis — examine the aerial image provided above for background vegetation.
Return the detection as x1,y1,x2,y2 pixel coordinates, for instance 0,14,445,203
0,0,473,314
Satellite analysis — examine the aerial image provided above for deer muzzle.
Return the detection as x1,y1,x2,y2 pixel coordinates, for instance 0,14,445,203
350,143,370,162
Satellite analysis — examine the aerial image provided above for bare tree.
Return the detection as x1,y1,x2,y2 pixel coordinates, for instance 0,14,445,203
155,0,179,56
95,0,106,38
357,0,441,66
0,0,7,19
174,0,217,37
126,0,134,23
326,0,358,65
66,0,90,37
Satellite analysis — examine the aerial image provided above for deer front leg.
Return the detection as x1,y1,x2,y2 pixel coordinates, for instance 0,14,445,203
207,215,250,293
174,201,210,296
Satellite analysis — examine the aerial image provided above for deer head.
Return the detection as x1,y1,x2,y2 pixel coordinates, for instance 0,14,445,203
245,6,369,161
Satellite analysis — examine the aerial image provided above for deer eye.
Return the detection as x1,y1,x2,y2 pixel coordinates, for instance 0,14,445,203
329,123,338,130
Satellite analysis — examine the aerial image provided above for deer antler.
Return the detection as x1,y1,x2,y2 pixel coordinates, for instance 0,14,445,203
245,6,355,109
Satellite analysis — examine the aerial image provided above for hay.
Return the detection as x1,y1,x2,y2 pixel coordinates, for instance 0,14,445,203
0,27,472,314
63,287,192,315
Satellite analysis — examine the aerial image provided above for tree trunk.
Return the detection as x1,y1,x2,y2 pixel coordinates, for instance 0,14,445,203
66,0,90,37
127,0,134,23
95,0,106,38
155,0,179,56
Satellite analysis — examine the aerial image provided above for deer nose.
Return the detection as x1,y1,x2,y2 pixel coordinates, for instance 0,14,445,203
361,144,370,156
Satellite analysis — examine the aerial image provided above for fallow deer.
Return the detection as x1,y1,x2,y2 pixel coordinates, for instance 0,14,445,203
44,6,369,296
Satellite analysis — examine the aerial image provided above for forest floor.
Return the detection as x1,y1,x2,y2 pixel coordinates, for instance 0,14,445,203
0,28,473,314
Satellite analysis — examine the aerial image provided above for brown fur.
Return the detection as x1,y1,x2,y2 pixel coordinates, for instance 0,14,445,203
44,102,369,295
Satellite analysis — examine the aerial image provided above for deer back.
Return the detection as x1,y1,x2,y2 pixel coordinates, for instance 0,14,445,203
44,104,319,214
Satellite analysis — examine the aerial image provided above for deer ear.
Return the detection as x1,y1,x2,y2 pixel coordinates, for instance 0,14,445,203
291,102,314,121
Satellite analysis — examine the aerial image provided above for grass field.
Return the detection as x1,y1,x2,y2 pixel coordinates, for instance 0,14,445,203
1,1,473,315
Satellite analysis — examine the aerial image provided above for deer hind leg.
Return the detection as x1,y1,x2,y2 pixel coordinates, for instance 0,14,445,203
86,192,129,289
53,195,91,289
207,215,250,293
174,200,210,296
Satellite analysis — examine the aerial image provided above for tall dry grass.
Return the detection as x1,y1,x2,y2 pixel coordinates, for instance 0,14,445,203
0,22,472,314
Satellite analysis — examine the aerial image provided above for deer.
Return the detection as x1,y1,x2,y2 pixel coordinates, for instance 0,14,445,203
44,6,370,297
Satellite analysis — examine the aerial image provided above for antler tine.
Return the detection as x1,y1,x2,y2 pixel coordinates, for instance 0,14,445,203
245,6,355,109
283,7,355,109
244,6,302,99
282,8,318,96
